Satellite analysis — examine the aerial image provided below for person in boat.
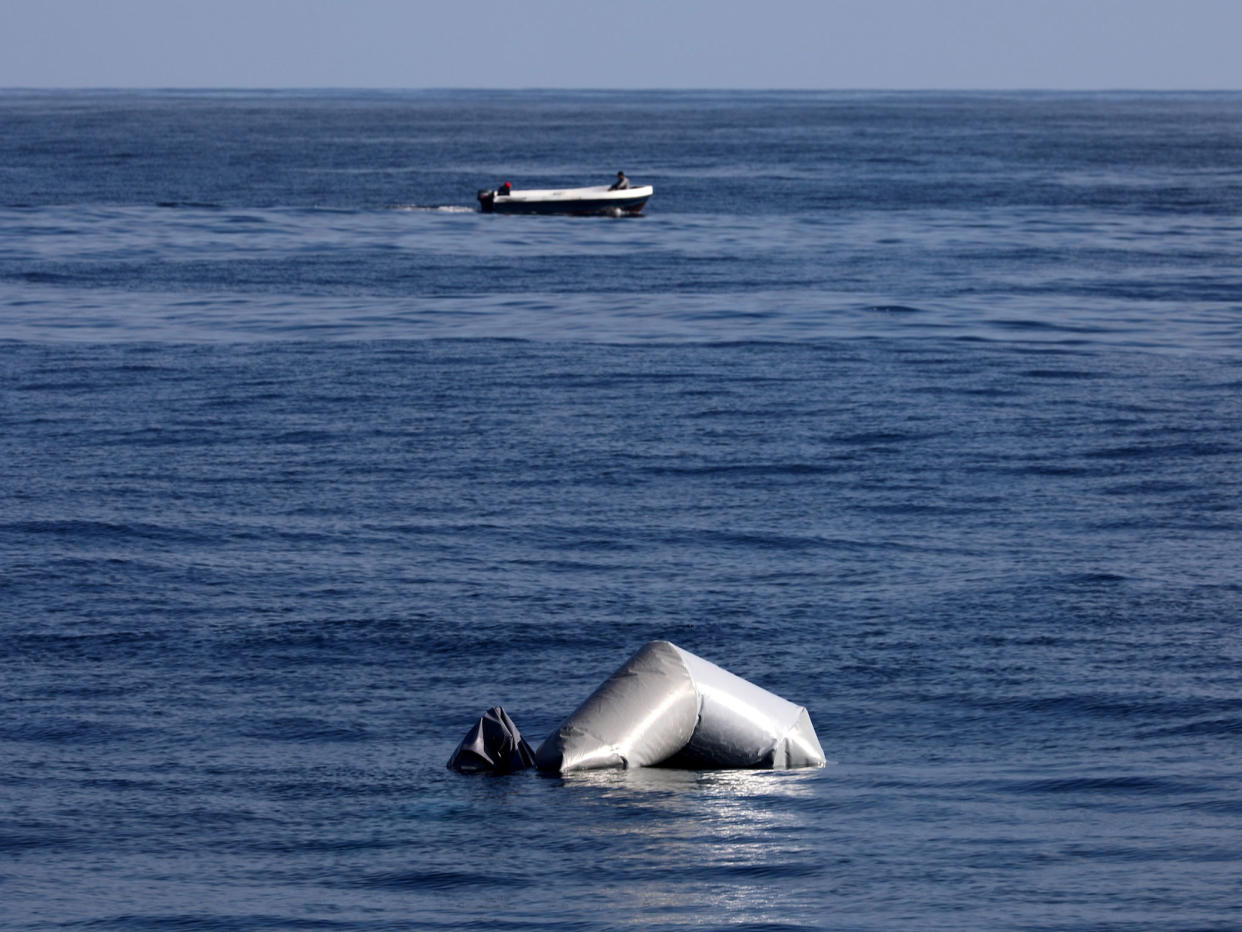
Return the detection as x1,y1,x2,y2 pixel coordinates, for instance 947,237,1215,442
498,181,512,197
609,171,629,191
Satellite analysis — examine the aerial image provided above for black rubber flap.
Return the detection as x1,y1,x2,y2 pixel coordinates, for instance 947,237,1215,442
447,706,536,774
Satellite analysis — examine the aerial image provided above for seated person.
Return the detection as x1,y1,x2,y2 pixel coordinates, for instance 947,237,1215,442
609,171,629,191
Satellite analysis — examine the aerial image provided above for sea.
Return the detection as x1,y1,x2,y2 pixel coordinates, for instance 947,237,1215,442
2,89,1241,931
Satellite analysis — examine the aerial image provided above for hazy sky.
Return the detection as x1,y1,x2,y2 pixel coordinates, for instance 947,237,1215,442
3,0,1241,90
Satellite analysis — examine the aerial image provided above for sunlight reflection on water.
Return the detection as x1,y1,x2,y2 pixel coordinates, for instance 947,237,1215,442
538,767,827,927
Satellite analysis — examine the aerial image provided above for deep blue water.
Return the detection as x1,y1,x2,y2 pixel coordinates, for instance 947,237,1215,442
2,89,1242,931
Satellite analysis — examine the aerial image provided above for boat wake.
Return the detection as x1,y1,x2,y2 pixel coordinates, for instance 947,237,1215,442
389,204,474,213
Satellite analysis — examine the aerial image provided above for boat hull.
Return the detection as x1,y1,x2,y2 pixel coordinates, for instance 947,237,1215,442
478,184,652,216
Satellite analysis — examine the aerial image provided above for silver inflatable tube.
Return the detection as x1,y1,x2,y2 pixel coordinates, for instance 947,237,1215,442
534,641,826,773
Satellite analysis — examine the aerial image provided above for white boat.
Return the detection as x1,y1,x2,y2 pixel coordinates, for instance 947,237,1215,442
477,183,653,215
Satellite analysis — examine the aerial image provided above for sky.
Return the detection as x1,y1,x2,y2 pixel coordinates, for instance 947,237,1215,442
2,0,1241,90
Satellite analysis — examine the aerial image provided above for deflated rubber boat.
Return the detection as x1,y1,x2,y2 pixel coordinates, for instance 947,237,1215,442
476,183,653,215
447,641,826,774
446,706,536,774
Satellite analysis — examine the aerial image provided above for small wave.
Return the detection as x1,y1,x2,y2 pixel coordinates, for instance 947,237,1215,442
1143,718,1242,738
995,319,1107,334
1020,368,1105,379
61,913,347,930
0,830,74,854
0,717,152,744
642,462,846,478
238,716,372,743
19,271,69,284
1086,441,1239,459
349,867,512,890
154,201,222,209
833,429,937,445
1008,775,1199,797
1063,571,1129,585
867,304,925,314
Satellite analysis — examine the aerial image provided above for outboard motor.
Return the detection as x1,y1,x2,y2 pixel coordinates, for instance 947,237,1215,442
477,188,496,212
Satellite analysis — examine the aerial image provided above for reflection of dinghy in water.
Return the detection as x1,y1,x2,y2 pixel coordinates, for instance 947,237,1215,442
476,183,653,215
448,641,826,774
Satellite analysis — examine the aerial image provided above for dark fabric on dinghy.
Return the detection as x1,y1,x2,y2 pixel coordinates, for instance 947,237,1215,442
447,706,536,773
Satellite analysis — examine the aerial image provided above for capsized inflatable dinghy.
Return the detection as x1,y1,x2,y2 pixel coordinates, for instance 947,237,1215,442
446,640,826,774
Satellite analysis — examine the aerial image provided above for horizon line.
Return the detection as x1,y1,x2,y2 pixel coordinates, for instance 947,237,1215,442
3,85,1241,94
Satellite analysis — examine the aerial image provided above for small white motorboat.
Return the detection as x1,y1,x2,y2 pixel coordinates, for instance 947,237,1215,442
477,183,653,215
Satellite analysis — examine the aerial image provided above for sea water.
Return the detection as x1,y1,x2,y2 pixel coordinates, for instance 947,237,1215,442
2,90,1241,930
